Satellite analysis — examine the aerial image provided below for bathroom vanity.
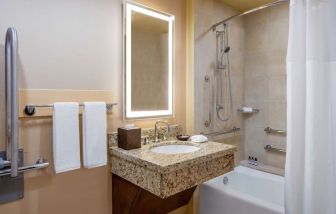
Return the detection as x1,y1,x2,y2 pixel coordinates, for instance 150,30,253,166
110,141,236,213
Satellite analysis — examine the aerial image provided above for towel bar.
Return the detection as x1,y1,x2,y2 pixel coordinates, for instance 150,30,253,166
24,103,118,116
0,158,49,177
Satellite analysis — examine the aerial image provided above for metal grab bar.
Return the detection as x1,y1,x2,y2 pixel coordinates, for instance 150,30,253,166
24,103,118,116
0,159,11,169
204,75,212,127
264,145,286,153
4,28,50,177
5,27,19,177
201,126,240,136
264,127,286,135
0,158,49,177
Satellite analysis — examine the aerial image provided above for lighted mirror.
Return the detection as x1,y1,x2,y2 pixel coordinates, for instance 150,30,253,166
124,2,174,119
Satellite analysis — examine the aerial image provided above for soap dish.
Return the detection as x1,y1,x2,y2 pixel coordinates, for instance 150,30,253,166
176,135,190,141
237,107,260,114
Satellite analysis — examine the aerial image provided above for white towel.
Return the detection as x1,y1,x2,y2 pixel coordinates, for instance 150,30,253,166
53,102,81,173
82,102,107,169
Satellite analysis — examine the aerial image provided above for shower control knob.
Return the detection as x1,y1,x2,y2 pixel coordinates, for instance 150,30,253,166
204,75,210,82
204,120,210,127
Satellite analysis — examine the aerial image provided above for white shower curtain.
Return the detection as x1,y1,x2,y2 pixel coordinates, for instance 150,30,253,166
285,0,336,213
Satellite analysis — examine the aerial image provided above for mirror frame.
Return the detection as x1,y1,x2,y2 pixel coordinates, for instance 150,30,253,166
124,1,175,119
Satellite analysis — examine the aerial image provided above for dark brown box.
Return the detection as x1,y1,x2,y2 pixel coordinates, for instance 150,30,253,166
118,127,141,150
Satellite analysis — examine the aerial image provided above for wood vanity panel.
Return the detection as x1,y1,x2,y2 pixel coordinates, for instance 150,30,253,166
112,174,195,214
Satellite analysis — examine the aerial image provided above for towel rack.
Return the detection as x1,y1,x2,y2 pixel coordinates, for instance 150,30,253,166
24,103,118,116
264,126,286,135
264,145,286,153
201,126,240,136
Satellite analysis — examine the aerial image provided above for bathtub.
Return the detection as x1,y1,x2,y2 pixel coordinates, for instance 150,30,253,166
199,166,284,214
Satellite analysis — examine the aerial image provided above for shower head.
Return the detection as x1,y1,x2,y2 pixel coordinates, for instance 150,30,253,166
224,46,230,53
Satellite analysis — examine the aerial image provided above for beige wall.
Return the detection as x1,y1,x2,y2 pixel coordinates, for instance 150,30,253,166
243,3,289,168
0,0,186,213
193,0,245,163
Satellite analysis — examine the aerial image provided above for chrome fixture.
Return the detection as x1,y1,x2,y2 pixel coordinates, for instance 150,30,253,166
203,16,235,132
142,135,150,145
1,27,50,178
237,107,260,113
215,25,233,122
201,126,240,136
0,158,11,169
154,121,170,143
5,27,19,177
264,145,286,153
264,127,287,135
204,75,213,127
24,103,118,116
0,158,49,177
211,0,289,31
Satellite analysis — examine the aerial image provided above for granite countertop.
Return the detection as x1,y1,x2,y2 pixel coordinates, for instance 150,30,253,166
110,141,237,173
110,140,237,197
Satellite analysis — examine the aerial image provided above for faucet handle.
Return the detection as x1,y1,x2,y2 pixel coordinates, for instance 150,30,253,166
141,135,150,145
163,125,171,141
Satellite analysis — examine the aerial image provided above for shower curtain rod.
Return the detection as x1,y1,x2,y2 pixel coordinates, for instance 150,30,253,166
211,0,289,31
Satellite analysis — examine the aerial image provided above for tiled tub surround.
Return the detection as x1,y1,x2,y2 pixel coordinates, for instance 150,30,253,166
193,0,245,163
110,141,236,198
243,4,289,169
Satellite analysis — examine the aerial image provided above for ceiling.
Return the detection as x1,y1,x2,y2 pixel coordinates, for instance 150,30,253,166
219,0,276,11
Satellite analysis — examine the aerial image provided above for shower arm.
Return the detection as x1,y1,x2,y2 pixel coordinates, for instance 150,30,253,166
5,27,19,177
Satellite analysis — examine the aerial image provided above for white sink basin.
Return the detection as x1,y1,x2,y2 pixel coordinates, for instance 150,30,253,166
150,144,200,154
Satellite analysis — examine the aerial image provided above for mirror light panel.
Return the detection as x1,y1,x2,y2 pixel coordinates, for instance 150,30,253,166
125,2,174,119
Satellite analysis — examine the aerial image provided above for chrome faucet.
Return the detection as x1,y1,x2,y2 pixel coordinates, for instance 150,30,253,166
154,120,170,143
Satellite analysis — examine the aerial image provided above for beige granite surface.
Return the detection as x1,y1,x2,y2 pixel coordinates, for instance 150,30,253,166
110,141,236,198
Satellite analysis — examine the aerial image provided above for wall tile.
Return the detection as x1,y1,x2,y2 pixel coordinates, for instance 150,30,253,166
243,4,288,169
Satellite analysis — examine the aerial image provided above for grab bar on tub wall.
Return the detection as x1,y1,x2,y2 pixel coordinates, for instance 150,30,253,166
264,145,286,153
264,127,286,135
204,75,213,127
201,126,240,136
